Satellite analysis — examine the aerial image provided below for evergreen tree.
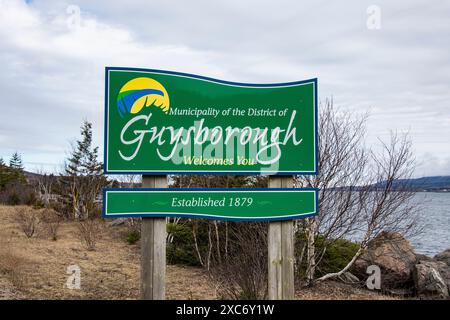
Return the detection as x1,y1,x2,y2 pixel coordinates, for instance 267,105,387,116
65,122,95,176
61,121,108,219
6,152,25,184
9,152,24,171
0,157,15,189
0,153,27,202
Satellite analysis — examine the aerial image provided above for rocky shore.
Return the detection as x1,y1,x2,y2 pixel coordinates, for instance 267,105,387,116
353,231,450,299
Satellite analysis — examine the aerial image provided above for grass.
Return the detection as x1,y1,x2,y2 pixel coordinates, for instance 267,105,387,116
0,205,215,300
0,205,398,300
0,236,27,293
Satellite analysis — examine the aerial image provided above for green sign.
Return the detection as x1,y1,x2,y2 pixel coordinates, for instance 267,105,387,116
103,188,318,221
105,67,317,175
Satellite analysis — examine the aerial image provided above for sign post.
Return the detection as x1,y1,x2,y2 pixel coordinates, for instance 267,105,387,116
268,176,295,299
140,175,167,300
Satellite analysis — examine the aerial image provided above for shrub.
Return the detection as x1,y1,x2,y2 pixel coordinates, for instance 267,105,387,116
208,222,268,300
0,181,36,206
32,201,45,210
8,192,21,206
49,201,65,215
14,207,40,238
40,209,62,241
24,192,37,206
167,222,201,266
167,220,269,299
126,230,140,245
295,233,359,278
317,239,359,277
123,218,140,245
87,206,103,219
168,220,268,300
318,238,359,276
77,219,103,251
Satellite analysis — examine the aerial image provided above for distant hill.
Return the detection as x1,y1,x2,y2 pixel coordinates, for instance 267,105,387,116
375,176,450,191
23,170,45,184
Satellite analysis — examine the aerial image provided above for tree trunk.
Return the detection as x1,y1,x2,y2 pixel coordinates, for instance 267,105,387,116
316,246,365,282
305,217,317,285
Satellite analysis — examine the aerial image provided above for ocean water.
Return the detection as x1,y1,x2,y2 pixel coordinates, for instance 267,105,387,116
409,192,450,257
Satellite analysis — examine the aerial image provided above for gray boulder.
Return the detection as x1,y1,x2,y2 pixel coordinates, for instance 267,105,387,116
110,218,127,227
413,260,449,300
435,249,450,266
415,253,433,262
435,261,450,293
355,231,417,292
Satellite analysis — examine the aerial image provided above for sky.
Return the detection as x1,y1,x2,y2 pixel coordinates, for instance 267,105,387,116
0,0,449,177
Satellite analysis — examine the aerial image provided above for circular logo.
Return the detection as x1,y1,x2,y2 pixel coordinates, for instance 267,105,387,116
116,77,170,117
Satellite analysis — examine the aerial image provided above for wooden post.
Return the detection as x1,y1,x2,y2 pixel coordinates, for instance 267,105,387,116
268,176,295,300
140,175,167,300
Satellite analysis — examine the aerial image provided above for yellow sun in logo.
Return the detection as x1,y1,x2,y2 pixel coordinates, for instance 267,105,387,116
116,77,170,117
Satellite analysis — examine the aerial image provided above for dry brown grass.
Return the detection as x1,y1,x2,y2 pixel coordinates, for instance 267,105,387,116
0,205,216,299
0,234,28,298
0,205,399,300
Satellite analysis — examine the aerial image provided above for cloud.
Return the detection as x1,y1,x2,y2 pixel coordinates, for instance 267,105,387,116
0,0,449,176
416,153,450,177
0,0,225,170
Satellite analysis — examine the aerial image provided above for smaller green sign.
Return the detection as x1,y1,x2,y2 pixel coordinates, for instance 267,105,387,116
103,188,318,221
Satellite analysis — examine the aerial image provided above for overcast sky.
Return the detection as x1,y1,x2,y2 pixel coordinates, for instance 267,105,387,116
0,0,449,177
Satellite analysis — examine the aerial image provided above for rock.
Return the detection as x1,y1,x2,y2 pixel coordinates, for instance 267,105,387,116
110,218,127,227
435,262,450,293
435,249,450,266
354,231,417,292
415,253,433,262
413,260,449,299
